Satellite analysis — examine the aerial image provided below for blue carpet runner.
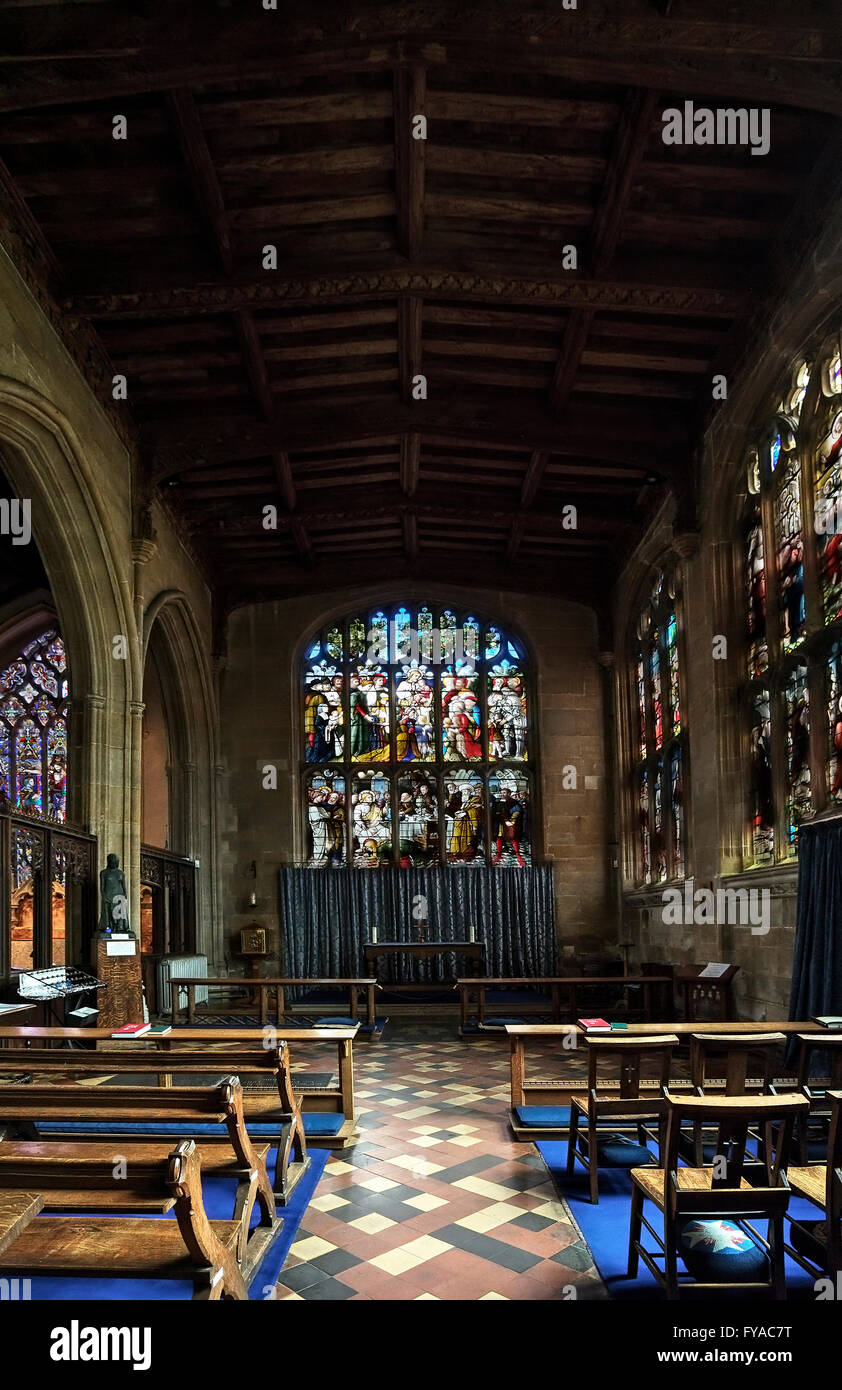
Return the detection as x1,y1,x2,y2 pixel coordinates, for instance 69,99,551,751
537,1140,818,1300
22,1146,329,1300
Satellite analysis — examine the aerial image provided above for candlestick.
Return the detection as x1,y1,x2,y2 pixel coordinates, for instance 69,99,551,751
468,923,476,943
370,925,378,944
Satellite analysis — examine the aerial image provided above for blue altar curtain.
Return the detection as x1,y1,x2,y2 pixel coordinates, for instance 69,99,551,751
278,865,557,986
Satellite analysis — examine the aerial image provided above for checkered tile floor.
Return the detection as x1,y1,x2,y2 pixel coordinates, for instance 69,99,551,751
277,1021,607,1301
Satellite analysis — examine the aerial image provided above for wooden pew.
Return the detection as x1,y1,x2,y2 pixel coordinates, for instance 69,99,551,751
169,975,381,1034
0,1074,282,1274
455,974,673,1032
504,1021,826,1140
0,1046,308,1207
0,1025,359,1149
0,1138,248,1299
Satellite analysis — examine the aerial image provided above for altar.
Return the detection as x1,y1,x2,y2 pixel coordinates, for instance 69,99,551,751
363,940,486,988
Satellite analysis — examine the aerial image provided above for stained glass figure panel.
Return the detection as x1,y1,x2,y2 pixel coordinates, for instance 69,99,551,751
745,515,768,678
306,771,346,867
350,666,390,762
776,460,806,651
784,663,811,847
638,768,650,884
651,759,667,883
396,664,434,761
488,662,527,762
351,770,391,866
749,690,775,865
442,668,481,761
815,406,842,626
397,770,438,866
649,633,663,750
827,642,842,807
489,769,531,867
669,746,684,879
304,663,344,763
444,771,485,863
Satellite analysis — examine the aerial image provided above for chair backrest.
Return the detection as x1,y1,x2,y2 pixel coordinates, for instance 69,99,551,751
795,1034,842,1092
689,1032,785,1094
586,1034,679,1097
664,1092,808,1193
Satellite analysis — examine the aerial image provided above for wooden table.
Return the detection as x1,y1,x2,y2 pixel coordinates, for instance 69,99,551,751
364,941,485,989
0,1191,43,1256
169,976,380,1027
455,975,673,1029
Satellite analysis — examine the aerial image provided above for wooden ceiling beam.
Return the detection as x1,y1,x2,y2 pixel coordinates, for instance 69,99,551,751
165,88,233,276
520,451,550,510
590,87,660,276
400,432,420,496
64,268,747,321
289,515,312,566
398,295,423,404
402,511,419,564
3,9,842,118
393,64,426,260
233,308,275,420
146,394,687,477
506,516,527,564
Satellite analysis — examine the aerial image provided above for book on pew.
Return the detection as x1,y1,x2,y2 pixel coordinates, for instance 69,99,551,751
610,1021,629,1030
578,1017,611,1031
813,1015,842,1029
111,1022,151,1037
147,1023,172,1036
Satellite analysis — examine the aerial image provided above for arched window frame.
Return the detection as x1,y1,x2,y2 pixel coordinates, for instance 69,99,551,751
628,569,688,887
740,329,842,866
299,605,537,868
0,627,69,823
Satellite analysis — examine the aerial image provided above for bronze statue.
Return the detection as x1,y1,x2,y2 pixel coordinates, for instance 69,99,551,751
98,852,131,935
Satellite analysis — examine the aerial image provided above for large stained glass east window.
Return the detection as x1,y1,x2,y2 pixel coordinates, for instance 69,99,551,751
631,572,686,884
302,607,532,868
0,629,69,822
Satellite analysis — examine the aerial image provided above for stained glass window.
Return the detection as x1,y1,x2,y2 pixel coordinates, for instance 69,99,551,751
0,629,69,822
302,608,533,867
631,573,686,884
741,341,842,864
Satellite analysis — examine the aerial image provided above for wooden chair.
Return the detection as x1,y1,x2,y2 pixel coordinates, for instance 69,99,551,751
0,1138,248,1299
627,1093,807,1300
785,1090,842,1281
566,1034,679,1203
0,1042,309,1203
0,1076,278,1268
792,1034,842,1164
684,1031,785,1166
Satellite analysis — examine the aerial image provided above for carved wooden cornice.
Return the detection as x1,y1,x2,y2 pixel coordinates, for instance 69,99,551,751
65,271,747,322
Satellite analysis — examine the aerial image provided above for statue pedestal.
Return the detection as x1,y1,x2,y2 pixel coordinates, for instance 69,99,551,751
93,934,144,1031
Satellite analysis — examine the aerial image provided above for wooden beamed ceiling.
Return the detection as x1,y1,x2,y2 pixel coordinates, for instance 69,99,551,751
1,1,841,610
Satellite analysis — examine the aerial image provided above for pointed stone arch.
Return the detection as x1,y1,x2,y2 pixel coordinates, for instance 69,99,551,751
0,375,141,916
142,589,220,961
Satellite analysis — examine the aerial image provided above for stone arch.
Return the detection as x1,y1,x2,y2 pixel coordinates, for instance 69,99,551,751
0,375,140,910
142,589,220,960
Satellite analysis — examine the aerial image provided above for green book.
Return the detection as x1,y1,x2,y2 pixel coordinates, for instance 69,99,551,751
610,1021,629,1030
147,1023,172,1036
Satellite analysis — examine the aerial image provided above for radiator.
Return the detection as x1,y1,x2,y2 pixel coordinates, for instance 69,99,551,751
155,954,208,1014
